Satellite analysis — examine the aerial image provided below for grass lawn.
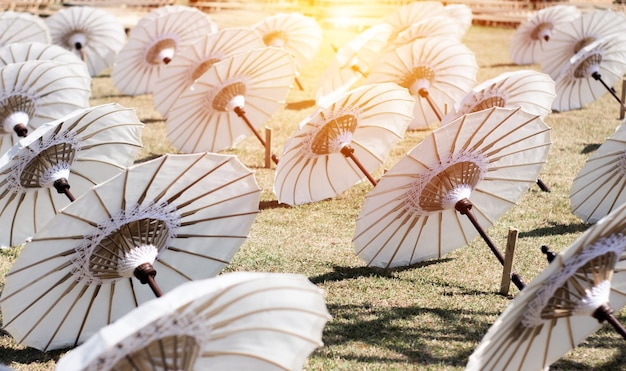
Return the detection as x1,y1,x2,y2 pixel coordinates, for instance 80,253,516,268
1,7,626,371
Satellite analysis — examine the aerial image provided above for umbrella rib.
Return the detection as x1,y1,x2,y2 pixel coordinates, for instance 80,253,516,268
175,172,258,211
163,247,231,265
44,283,91,351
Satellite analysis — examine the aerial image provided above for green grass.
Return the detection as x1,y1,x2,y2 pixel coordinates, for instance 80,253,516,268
2,9,626,371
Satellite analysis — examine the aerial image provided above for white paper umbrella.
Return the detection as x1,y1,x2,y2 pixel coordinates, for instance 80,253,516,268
0,42,90,81
315,22,393,108
551,35,626,112
55,272,331,370
354,107,551,275
441,69,556,125
444,3,473,36
45,5,127,77
570,121,626,223
510,5,581,65
466,202,626,370
384,1,447,41
0,103,144,248
0,152,261,351
274,82,414,206
166,47,296,158
152,27,266,117
111,5,218,96
0,11,50,46
366,36,478,130
386,16,466,52
251,12,322,72
0,59,91,155
539,9,626,80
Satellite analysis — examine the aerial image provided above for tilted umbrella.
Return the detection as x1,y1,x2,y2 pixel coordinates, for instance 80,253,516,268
570,120,626,223
0,152,261,351
45,5,127,77
55,272,331,370
366,36,478,130
111,5,218,96
386,16,466,52
466,202,626,370
0,42,90,82
152,27,265,117
274,82,414,206
510,4,581,65
0,11,50,46
384,1,447,42
0,59,91,155
315,22,393,108
444,3,473,37
551,35,626,112
0,103,143,248
353,107,551,291
166,47,296,162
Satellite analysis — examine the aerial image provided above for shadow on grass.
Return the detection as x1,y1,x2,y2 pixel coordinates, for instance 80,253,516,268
0,345,65,365
519,221,590,239
259,200,292,210
309,261,453,284
141,118,165,125
285,99,316,110
581,143,601,154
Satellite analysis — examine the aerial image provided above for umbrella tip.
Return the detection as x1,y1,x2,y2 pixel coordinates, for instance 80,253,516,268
14,123,28,137
541,245,557,263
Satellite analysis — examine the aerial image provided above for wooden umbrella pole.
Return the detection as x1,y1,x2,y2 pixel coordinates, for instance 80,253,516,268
233,106,279,164
134,262,163,298
455,198,526,291
592,71,624,107
418,88,443,121
593,303,626,340
340,145,377,186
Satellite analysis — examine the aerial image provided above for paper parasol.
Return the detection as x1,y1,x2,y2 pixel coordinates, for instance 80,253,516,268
384,1,447,42
386,15,466,52
0,11,50,46
274,82,414,206
0,42,90,82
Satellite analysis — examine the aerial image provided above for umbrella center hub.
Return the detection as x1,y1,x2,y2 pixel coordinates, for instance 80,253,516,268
146,38,177,65
262,31,288,48
0,95,36,134
309,114,358,155
71,203,181,284
401,66,435,96
522,233,626,328
530,22,553,41
573,36,597,54
212,82,247,112
190,58,221,81
405,153,488,215
468,94,507,114
573,52,603,79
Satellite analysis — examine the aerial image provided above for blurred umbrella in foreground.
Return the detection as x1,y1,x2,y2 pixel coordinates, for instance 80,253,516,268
112,5,217,96
0,11,50,46
0,42,90,82
153,27,265,117
467,202,626,370
45,5,126,77
0,103,143,248
354,107,551,291
166,47,296,162
55,272,330,370
274,82,414,206
0,152,261,351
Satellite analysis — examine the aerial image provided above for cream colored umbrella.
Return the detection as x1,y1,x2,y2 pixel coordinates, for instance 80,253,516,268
0,152,261,351
0,42,90,82
166,47,296,161
353,107,551,291
45,5,127,77
386,15,465,53
510,4,581,65
0,103,143,249
55,272,330,370
152,27,265,117
274,82,414,206
444,3,473,37
0,59,91,155
0,11,50,46
384,1,447,42
570,120,626,223
366,36,478,130
111,5,218,96
466,202,626,370
315,22,393,108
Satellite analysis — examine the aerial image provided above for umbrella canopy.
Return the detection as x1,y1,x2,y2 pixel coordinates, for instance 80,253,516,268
315,22,393,108
152,27,265,117
366,36,478,130
570,120,626,223
0,42,90,81
0,59,91,154
0,11,50,46
551,35,626,112
0,152,261,351
251,12,322,72
444,3,473,37
466,202,626,370
510,5,581,65
55,272,331,370
166,47,296,156
539,9,626,80
384,1,448,42
441,69,556,125
353,107,551,269
111,5,218,96
385,15,466,52
45,5,127,77
0,103,144,248
274,82,414,206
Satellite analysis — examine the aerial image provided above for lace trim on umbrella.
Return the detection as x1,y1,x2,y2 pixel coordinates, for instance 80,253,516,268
522,233,626,328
